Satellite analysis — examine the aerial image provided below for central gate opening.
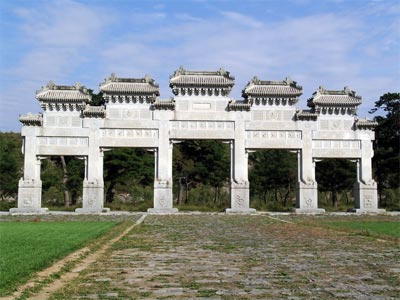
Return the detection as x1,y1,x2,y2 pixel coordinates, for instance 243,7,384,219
249,149,297,211
173,140,231,211
103,148,154,211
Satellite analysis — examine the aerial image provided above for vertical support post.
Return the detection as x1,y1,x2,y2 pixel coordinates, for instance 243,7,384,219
227,120,255,213
295,142,325,214
76,147,108,213
11,133,48,213
353,140,383,212
148,121,177,213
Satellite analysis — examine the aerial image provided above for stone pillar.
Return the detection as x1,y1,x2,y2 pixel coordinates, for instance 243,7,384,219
76,147,108,213
148,122,177,213
353,140,383,213
11,134,48,213
227,121,256,213
295,143,325,213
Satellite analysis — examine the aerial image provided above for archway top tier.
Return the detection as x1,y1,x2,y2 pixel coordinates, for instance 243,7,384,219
100,73,160,96
243,76,303,99
169,67,235,97
36,81,91,112
307,86,362,115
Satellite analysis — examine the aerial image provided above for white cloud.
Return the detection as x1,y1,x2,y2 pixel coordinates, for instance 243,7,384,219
221,11,263,28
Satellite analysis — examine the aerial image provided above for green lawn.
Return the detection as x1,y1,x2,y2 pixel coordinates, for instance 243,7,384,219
326,221,400,238
0,221,117,296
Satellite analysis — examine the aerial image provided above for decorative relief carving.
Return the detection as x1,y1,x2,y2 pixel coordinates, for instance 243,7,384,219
235,195,245,208
363,193,373,209
246,130,302,139
158,197,166,208
252,111,264,121
170,121,234,130
331,120,341,129
23,197,33,206
37,137,89,146
312,140,360,149
100,129,158,138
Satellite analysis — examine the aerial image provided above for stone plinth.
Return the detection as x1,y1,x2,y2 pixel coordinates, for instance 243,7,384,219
295,181,325,214
10,178,48,213
148,180,178,213
226,181,256,214
75,180,109,213
353,181,385,213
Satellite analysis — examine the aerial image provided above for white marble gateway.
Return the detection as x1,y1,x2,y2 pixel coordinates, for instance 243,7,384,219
11,68,383,214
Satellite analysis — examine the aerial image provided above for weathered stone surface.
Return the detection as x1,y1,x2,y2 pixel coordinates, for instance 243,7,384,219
51,215,399,300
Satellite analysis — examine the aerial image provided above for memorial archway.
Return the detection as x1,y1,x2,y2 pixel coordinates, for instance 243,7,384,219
11,68,383,214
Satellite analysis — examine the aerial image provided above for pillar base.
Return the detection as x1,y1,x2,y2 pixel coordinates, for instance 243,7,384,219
147,208,178,214
354,181,380,211
230,181,252,212
153,180,175,212
226,208,256,214
9,207,49,214
75,207,110,213
294,208,325,214
350,208,386,214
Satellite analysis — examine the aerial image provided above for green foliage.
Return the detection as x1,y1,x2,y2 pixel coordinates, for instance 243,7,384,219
370,92,400,209
316,159,356,208
104,148,154,203
0,222,117,296
0,132,23,199
249,150,297,207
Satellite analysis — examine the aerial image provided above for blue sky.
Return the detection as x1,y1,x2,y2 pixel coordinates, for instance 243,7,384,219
0,0,399,131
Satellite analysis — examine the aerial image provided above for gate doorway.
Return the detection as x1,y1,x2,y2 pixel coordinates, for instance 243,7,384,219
173,140,231,211
316,159,356,211
103,148,154,211
249,149,297,211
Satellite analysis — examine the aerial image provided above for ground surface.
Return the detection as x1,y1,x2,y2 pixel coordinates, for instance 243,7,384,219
1,213,399,300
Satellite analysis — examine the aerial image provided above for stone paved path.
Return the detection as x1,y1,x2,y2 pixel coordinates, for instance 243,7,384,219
50,215,399,300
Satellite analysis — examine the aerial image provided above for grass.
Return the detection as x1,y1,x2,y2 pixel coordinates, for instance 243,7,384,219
0,221,117,296
325,221,400,238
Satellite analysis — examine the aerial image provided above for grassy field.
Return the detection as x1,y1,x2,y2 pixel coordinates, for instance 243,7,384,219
325,221,400,238
0,221,117,296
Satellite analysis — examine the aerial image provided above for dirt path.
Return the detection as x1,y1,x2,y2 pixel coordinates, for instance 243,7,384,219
47,214,399,300
1,214,147,300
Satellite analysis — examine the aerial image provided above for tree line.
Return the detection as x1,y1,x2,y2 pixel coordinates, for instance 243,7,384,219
0,93,398,211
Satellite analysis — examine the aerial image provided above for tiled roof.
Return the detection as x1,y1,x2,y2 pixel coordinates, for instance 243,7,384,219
169,67,235,87
83,105,106,118
153,99,175,110
355,118,378,129
100,73,160,95
36,81,91,102
295,110,318,121
243,76,302,98
308,86,362,107
228,101,251,111
19,113,43,126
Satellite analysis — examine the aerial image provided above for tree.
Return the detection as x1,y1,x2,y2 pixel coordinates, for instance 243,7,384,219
173,140,230,205
0,133,22,200
249,150,297,207
316,159,356,208
369,92,400,208
103,148,154,203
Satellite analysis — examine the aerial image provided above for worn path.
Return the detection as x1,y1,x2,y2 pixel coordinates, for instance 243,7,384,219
49,215,399,300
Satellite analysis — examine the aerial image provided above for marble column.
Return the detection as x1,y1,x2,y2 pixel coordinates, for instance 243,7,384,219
11,131,48,213
227,121,256,213
148,121,177,213
353,140,383,213
76,146,108,213
295,144,325,213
